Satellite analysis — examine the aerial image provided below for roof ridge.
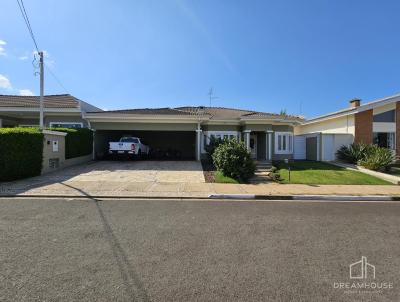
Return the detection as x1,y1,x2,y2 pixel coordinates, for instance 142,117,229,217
175,105,254,113
242,111,303,118
0,94,71,97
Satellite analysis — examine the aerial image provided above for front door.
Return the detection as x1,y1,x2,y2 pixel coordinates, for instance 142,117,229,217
250,134,257,159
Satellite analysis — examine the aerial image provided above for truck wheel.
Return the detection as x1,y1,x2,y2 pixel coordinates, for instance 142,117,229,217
138,149,142,159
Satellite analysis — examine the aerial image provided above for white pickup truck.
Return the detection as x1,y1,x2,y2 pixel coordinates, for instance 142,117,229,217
109,136,150,157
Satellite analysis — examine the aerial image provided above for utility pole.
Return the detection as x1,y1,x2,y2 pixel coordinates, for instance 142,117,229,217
39,51,44,129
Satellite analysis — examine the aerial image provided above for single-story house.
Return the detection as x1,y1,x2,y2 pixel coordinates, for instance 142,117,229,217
294,94,400,161
2,93,399,162
83,107,304,161
0,94,101,128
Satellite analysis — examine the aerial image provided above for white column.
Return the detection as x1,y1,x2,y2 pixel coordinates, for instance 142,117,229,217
244,130,251,151
267,131,273,160
265,132,268,160
196,125,202,161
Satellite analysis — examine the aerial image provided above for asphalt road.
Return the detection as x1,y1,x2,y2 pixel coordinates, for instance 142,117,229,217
0,198,399,302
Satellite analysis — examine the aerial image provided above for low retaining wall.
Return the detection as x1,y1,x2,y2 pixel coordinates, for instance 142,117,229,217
63,154,93,168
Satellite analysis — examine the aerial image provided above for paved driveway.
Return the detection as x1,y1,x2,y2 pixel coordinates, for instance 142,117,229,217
1,198,399,301
61,160,205,183
18,160,204,185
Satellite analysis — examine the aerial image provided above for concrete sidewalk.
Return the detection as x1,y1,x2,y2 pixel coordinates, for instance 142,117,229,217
2,179,400,198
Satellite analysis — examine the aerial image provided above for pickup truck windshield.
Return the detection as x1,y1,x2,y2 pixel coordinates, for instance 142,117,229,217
120,137,139,143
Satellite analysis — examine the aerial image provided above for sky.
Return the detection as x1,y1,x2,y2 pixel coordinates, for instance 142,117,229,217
1,0,400,118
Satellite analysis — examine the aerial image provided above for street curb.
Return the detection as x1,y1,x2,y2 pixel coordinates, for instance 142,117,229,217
0,194,211,200
0,193,399,201
208,194,400,201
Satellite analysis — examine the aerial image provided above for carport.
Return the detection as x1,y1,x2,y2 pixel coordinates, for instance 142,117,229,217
84,109,205,160
94,129,196,159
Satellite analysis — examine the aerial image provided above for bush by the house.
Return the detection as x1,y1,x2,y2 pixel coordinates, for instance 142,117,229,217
336,143,372,164
49,128,93,159
337,142,394,171
204,135,223,160
212,139,255,182
358,145,394,171
0,128,44,181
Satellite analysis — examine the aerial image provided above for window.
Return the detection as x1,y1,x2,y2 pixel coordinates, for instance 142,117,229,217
373,110,395,123
49,122,83,128
275,132,293,154
202,131,239,153
373,132,395,149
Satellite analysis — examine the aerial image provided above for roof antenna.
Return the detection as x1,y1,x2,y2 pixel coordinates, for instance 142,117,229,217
208,87,218,107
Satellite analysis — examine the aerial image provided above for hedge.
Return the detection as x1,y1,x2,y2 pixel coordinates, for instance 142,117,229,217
49,128,93,159
0,128,44,181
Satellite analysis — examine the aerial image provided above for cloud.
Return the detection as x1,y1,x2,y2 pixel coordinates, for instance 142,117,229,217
19,89,34,96
0,40,6,56
19,55,29,60
0,74,12,90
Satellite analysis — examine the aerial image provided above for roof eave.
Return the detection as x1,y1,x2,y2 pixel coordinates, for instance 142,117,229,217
0,107,81,112
241,117,302,125
84,112,210,123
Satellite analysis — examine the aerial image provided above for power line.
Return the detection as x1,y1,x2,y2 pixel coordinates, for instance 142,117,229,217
16,0,70,96
16,0,39,52
44,63,69,94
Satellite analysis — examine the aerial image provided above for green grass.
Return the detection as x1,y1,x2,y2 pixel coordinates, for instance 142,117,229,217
214,171,239,184
275,161,391,185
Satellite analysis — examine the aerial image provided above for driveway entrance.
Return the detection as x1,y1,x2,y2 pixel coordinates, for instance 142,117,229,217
61,160,205,183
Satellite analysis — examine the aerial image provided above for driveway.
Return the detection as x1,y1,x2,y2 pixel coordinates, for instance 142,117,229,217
14,160,204,185
60,160,205,183
0,160,205,197
1,198,399,301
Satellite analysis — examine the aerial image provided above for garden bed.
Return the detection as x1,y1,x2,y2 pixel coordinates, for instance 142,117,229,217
201,159,239,184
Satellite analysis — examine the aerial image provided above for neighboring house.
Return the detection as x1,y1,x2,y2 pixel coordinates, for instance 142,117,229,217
83,107,303,161
294,94,400,161
0,94,102,128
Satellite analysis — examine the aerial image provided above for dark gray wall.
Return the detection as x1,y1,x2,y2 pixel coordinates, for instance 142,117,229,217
256,132,266,160
306,137,318,160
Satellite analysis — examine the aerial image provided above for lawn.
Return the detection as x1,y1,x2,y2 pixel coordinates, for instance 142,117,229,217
275,161,391,185
214,171,239,184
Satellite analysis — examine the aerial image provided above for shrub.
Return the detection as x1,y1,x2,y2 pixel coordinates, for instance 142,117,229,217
0,128,44,181
212,139,255,182
358,145,394,171
336,143,372,164
204,136,223,160
49,128,93,159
